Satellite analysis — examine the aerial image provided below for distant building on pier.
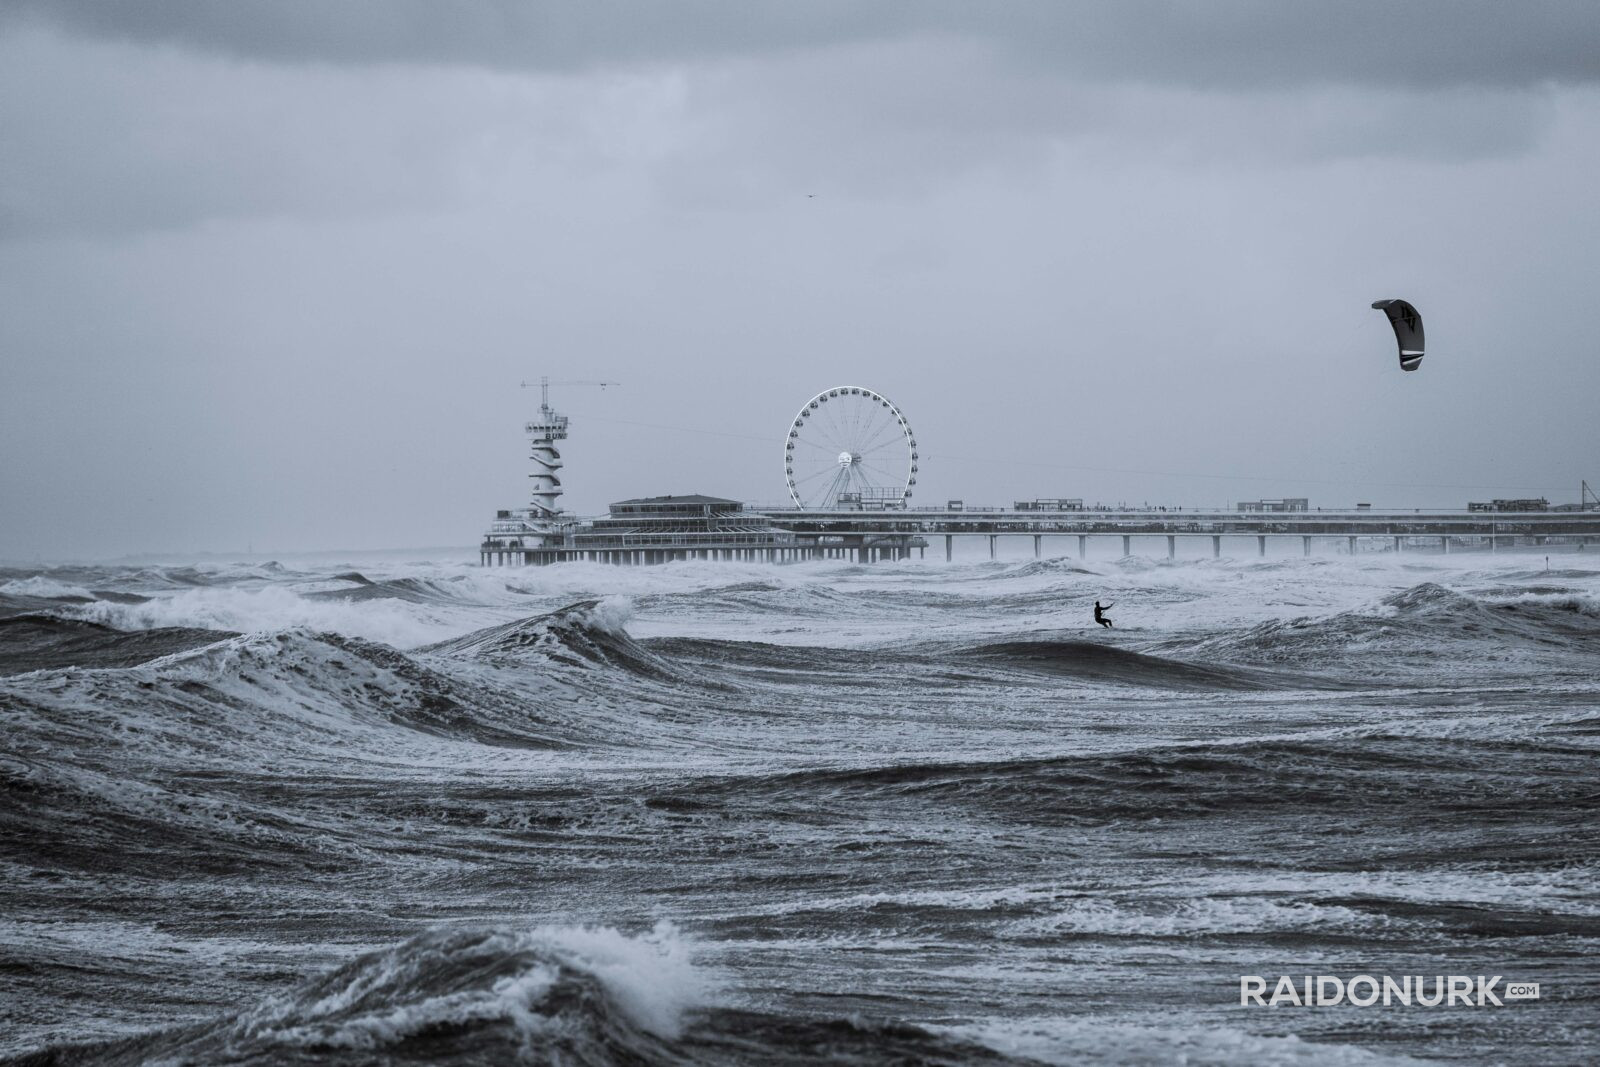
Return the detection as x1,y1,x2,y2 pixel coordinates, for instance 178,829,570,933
573,495,794,555
483,493,803,565
1467,498,1549,512
1237,498,1309,513
1015,498,1084,511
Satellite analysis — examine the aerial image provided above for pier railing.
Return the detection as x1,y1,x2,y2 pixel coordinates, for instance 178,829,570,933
746,507,1600,538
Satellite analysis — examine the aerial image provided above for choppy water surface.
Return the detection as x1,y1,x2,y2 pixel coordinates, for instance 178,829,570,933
2,552,1597,1065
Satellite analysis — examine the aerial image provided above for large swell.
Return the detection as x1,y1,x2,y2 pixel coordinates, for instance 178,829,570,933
3,553,1599,1064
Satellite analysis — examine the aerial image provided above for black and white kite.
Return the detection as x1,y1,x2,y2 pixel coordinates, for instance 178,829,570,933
1371,299,1425,372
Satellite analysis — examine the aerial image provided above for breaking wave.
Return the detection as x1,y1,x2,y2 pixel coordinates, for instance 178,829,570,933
60,585,469,650
0,614,232,675
9,923,708,1066
1172,582,1600,674
956,639,1306,690
653,732,1597,824
419,598,702,689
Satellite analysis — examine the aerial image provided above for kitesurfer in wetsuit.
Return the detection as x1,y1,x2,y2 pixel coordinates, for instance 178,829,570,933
1094,600,1114,628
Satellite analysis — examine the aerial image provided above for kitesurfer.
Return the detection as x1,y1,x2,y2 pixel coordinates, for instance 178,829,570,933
1094,600,1114,628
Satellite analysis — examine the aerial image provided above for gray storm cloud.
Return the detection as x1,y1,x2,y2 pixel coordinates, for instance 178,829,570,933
7,0,1600,88
1,3,1597,558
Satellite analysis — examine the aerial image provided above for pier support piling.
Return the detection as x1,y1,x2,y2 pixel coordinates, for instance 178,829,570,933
1257,536,1266,558
1122,535,1131,556
1167,535,1176,560
1302,536,1311,558
1212,535,1221,558
1078,535,1087,560
1033,534,1042,559
945,535,952,562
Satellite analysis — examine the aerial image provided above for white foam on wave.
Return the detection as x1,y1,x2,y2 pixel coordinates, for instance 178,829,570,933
254,920,710,1050
583,594,636,635
723,884,1059,920
1195,866,1600,918
544,920,706,1037
66,585,469,649
1483,590,1600,618
1001,896,1386,939
0,576,95,599
949,1014,1439,1066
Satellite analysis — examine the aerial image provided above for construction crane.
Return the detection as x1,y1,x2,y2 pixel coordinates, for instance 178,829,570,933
520,376,620,413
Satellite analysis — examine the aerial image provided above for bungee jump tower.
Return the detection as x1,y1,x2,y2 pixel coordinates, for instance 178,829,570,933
522,379,568,529
479,378,607,566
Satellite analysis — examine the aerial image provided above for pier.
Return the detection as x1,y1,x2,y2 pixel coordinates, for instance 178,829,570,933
480,384,1599,566
757,506,1600,561
482,505,1600,566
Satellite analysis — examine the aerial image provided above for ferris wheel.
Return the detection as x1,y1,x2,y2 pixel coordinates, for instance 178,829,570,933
783,386,918,509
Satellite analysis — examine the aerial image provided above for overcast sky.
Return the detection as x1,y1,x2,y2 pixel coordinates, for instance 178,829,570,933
3,2,1598,558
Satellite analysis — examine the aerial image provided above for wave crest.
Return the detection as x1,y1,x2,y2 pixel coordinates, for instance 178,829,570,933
21,923,708,1065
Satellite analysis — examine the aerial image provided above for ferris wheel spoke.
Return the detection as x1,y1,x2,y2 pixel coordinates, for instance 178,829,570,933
790,464,839,490
844,397,871,447
805,414,850,454
854,454,901,481
832,409,866,456
857,432,908,459
841,418,879,456
854,422,905,458
821,401,854,446
842,465,874,502
792,436,841,455
853,464,903,495
822,466,854,508
814,397,853,441
844,405,887,448
850,464,883,496
835,398,859,445
800,431,851,460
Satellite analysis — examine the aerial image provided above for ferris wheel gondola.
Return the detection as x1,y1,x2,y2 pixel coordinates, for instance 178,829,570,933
783,386,918,509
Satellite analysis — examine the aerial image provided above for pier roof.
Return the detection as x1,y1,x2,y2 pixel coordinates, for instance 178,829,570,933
610,494,739,506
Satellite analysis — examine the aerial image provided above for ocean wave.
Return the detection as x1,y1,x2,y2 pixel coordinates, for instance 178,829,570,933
949,1015,1437,1066
656,732,1596,823
2,626,567,762
62,585,468,650
1002,895,1387,940
0,614,232,675
0,750,334,877
639,581,887,621
994,558,1101,579
1170,582,1600,672
305,575,482,606
422,599,701,689
955,639,1310,690
642,635,899,676
0,576,96,600
10,922,709,1066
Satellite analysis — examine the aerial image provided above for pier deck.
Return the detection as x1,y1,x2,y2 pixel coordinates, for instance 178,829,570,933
482,508,1599,565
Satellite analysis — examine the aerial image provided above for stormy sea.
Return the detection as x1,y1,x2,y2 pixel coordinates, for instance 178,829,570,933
2,549,1597,1065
